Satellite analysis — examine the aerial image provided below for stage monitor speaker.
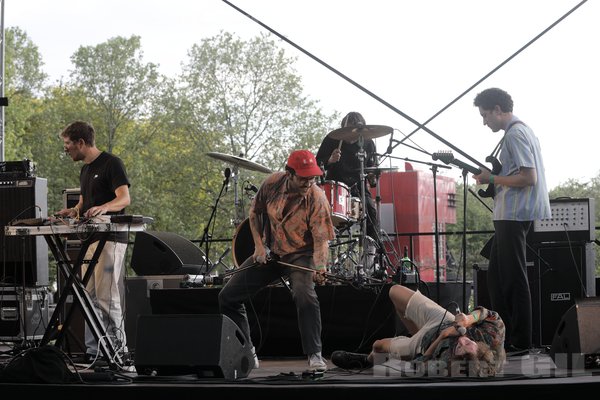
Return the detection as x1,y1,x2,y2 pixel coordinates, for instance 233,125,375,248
0,177,49,286
134,314,253,380
535,242,596,346
130,231,206,276
550,297,600,369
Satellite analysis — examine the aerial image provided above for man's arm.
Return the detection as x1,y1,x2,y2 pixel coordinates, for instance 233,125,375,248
474,167,536,188
249,204,267,263
422,326,461,358
85,185,131,218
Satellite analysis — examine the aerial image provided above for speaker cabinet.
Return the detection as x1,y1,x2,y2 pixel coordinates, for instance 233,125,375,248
134,314,253,380
0,177,49,286
535,242,596,345
131,231,207,275
550,297,600,369
124,275,186,350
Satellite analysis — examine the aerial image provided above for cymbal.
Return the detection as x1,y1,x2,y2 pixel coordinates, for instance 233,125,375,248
363,167,399,173
206,152,272,174
327,125,393,142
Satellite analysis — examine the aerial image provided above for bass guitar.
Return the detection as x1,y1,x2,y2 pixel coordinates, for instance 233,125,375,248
432,150,501,198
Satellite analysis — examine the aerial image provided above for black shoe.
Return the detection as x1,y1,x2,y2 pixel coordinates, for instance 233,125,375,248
331,350,372,370
504,345,529,357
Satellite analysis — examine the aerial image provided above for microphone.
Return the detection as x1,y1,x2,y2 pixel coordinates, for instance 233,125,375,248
224,168,231,192
245,184,258,193
452,303,466,335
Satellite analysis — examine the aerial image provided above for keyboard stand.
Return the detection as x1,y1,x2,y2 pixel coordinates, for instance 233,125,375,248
5,220,149,370
41,232,123,369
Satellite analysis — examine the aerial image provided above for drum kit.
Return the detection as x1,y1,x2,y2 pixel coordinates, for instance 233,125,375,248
206,124,397,285
322,124,396,284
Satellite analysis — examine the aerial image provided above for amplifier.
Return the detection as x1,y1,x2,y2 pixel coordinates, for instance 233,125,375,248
533,198,595,243
0,286,50,341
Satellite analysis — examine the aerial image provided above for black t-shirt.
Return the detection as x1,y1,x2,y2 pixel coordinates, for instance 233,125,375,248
80,151,130,243
315,136,376,195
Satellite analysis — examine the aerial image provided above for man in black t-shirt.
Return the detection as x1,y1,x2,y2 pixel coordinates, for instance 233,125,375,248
56,121,131,363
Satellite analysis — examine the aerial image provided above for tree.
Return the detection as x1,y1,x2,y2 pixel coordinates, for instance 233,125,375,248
69,35,163,153
446,181,495,280
4,27,47,96
178,32,337,170
3,27,48,161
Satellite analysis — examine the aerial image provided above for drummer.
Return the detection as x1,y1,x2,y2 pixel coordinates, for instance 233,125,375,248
218,149,335,372
316,111,378,240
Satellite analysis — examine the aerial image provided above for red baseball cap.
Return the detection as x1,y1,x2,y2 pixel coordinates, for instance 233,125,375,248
286,150,323,177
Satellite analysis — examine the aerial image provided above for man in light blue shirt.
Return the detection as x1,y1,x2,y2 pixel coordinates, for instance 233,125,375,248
472,88,551,353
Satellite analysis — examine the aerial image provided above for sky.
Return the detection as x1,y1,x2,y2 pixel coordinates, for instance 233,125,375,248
7,0,600,190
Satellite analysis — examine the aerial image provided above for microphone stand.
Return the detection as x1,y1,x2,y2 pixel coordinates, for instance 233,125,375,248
198,168,230,272
461,168,469,312
431,164,441,303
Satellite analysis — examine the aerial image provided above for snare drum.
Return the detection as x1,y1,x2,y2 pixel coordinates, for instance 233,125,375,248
318,181,350,226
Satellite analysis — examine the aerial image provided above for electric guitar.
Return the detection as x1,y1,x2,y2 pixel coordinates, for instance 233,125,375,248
432,150,501,198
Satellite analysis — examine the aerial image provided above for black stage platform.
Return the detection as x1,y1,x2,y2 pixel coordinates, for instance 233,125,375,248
2,282,599,398
1,351,600,399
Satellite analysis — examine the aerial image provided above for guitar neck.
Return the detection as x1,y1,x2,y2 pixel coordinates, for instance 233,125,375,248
449,158,481,175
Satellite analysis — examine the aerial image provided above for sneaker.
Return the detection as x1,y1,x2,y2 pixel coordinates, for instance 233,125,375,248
83,353,109,367
251,346,259,369
331,350,372,370
308,352,327,371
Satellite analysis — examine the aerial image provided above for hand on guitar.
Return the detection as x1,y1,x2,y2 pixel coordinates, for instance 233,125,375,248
472,169,492,185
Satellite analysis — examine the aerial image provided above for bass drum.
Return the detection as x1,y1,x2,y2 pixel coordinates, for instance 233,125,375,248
232,217,254,267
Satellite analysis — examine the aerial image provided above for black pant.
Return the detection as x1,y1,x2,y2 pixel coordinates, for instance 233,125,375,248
487,220,532,349
218,253,323,355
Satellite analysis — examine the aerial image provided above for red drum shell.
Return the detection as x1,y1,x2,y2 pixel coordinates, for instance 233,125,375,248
318,181,350,226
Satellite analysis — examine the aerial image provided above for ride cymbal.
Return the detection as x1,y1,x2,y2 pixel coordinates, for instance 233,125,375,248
327,125,393,142
206,152,272,174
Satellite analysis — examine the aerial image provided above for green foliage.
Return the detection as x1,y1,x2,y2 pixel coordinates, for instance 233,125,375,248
446,182,495,280
4,27,47,95
69,35,163,153
179,32,337,170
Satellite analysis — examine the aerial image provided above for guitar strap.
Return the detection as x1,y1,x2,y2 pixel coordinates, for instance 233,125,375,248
489,120,526,158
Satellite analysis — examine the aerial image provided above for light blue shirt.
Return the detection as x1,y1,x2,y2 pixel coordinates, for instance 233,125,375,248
493,116,551,221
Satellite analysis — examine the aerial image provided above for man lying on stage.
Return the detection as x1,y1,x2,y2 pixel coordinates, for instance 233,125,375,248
331,285,506,377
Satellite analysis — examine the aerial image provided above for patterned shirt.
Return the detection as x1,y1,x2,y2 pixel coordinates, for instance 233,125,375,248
252,172,335,267
493,117,551,221
418,306,505,366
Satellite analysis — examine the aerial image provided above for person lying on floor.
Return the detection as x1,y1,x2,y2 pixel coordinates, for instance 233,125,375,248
331,285,506,377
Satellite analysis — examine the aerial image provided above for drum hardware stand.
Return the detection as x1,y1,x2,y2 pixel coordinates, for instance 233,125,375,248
356,132,369,282
367,164,396,281
198,167,230,273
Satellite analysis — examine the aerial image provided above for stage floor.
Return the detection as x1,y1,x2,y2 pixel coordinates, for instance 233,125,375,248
2,347,600,399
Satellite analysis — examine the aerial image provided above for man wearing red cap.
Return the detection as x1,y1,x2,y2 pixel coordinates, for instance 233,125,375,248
219,150,335,371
